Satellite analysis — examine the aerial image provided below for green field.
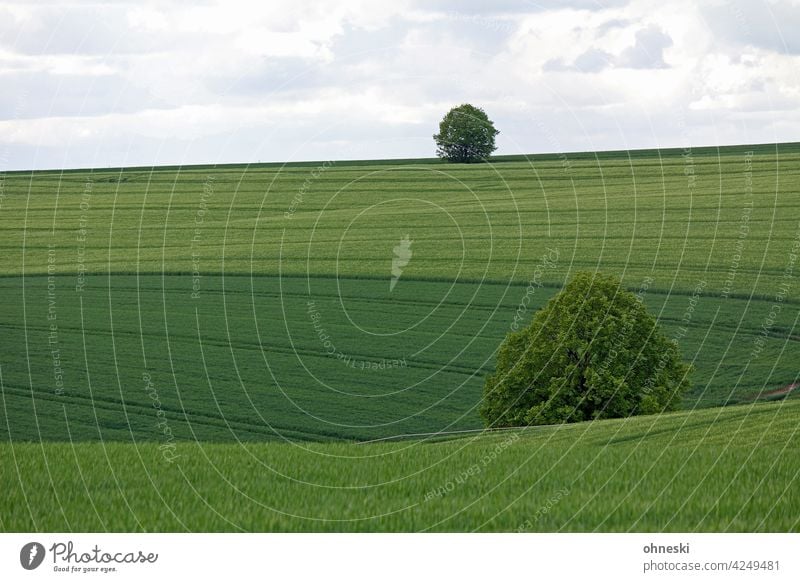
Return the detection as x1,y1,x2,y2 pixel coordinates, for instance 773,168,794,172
0,274,796,443
2,400,798,531
1,143,799,531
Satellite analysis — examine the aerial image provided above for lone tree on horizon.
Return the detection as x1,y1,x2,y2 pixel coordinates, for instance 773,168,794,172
481,272,691,428
433,104,499,163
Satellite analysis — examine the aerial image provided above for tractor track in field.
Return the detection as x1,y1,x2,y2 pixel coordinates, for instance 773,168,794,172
0,383,343,442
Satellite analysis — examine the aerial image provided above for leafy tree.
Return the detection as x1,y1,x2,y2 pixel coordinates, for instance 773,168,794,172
433,104,499,163
481,272,691,427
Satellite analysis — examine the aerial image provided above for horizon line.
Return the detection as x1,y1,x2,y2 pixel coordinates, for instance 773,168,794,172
2,140,798,175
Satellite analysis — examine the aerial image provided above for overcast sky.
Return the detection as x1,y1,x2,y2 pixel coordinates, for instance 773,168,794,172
0,0,798,170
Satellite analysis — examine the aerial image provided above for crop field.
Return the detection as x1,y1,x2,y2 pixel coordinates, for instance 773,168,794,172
1,400,798,531
1,142,799,531
0,274,796,443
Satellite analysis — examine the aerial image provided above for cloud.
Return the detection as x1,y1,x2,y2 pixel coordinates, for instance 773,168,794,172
617,25,673,68
0,89,446,147
0,49,118,76
0,0,798,171
542,24,673,72
544,48,614,72
700,0,800,54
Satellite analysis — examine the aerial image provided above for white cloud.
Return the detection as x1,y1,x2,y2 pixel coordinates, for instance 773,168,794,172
0,88,447,147
0,49,117,76
126,6,169,32
234,29,335,61
0,0,798,170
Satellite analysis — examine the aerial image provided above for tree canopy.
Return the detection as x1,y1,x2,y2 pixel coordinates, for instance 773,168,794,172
433,104,499,163
481,272,691,427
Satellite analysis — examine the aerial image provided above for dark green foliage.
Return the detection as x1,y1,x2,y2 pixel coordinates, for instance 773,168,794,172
482,272,692,427
433,103,499,162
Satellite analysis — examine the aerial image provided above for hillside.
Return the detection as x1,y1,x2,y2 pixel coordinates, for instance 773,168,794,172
2,399,797,531
1,143,799,442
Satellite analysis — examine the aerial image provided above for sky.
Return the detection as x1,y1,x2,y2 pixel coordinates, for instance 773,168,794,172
0,0,798,170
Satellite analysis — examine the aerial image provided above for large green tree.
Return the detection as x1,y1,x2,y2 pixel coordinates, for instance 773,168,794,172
433,104,499,163
481,272,691,427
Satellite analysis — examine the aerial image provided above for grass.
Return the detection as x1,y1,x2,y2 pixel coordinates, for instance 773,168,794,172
1,142,799,531
1,399,798,531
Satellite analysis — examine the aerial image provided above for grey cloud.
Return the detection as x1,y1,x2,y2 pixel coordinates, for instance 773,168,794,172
573,48,614,72
701,0,800,54
546,25,672,72
0,70,165,120
205,57,335,98
595,18,631,36
542,58,567,71
616,25,672,69
422,0,628,13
